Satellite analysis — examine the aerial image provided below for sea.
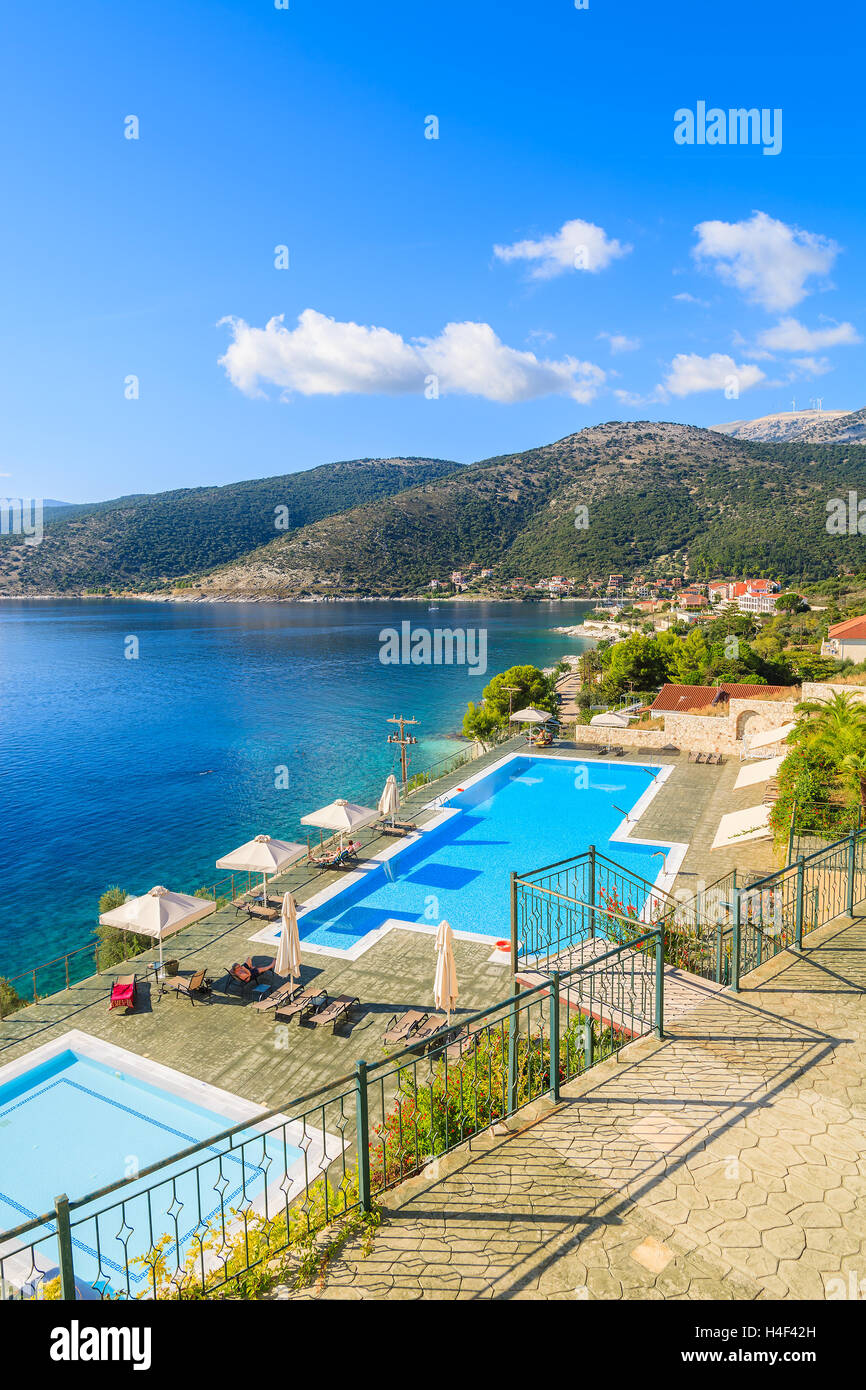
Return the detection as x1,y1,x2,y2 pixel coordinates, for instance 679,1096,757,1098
0,598,591,975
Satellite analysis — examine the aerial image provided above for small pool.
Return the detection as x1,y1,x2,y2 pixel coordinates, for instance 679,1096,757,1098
290,754,677,953
0,1034,314,1298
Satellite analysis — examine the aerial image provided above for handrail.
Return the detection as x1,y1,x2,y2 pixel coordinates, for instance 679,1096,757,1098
0,928,661,1252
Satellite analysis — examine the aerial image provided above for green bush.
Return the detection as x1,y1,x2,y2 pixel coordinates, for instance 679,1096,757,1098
0,976,25,1018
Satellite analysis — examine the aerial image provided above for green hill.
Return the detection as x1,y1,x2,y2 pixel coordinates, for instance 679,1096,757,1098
5,422,866,598
0,457,460,593
192,422,866,596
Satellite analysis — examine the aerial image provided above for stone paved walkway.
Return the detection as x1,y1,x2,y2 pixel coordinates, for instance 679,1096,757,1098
281,912,866,1300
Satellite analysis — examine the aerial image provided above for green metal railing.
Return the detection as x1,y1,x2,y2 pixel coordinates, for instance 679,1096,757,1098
512,825,866,997
512,845,676,972
656,827,866,992
0,929,663,1302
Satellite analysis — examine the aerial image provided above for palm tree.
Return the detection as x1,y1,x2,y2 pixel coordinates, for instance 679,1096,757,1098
840,750,866,810
793,691,866,805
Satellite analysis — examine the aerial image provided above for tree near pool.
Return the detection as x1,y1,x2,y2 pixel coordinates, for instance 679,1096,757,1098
463,664,557,740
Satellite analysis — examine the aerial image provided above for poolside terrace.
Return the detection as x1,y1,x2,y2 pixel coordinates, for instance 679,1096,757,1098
0,738,777,1115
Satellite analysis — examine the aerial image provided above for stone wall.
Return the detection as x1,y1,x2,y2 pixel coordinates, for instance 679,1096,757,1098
801,681,866,705
570,694,799,755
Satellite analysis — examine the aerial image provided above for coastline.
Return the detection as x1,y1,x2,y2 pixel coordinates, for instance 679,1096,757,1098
0,591,596,606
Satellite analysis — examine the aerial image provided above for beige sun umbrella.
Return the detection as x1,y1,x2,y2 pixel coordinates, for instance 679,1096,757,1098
509,707,549,725
215,834,305,905
98,886,216,967
301,799,377,852
434,919,459,1022
590,709,629,752
275,892,301,981
378,773,400,826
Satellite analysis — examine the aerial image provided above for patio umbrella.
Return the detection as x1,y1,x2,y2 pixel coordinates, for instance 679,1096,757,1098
590,709,629,752
301,799,377,852
433,919,459,1022
509,707,549,724
215,834,305,905
98,886,216,967
378,773,400,826
275,892,301,981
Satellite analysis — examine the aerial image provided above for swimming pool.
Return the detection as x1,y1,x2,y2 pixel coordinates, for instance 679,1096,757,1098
264,754,682,957
0,1033,323,1298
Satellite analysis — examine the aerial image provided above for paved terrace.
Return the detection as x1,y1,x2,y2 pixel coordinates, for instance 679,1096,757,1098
281,910,866,1301
0,739,776,1110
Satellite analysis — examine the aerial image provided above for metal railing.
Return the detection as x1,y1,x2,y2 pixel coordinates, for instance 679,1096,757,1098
0,929,663,1301
512,845,676,971
655,827,866,992
0,942,101,1020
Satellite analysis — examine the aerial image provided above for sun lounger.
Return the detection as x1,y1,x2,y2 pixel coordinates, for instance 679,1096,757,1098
274,987,328,1025
162,967,212,1005
252,978,304,1013
408,1011,454,1050
573,742,598,753
108,974,137,1013
376,819,417,836
224,957,275,996
383,1008,428,1047
608,745,625,757
445,1026,481,1061
233,897,278,922
659,744,680,754
708,752,725,765
308,994,359,1034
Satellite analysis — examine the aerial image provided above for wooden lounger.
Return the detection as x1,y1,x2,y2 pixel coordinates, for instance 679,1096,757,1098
108,974,137,1013
224,957,275,996
274,987,328,1025
383,1008,428,1047
308,994,359,1033
409,1011,454,1050
233,897,279,922
252,978,304,1013
445,1026,481,1061
376,820,418,836
163,968,211,1005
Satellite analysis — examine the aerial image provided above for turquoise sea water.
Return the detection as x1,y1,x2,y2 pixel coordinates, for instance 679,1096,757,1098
295,755,670,950
0,598,590,975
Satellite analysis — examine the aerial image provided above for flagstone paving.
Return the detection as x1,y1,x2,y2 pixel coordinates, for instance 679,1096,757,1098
278,912,866,1301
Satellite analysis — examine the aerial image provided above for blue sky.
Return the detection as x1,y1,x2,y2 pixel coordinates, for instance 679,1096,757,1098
1,0,863,502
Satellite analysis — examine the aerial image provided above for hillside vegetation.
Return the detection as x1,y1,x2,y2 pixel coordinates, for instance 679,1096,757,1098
0,457,459,593
193,422,866,596
5,421,866,598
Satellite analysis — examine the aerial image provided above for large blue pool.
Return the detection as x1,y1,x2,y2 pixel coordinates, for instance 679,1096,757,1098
297,755,672,950
0,1048,303,1297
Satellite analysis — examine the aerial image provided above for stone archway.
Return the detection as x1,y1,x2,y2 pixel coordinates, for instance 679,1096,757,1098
735,709,760,742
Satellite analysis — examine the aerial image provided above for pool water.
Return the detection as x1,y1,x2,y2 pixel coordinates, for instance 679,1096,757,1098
0,1049,301,1296
297,755,672,951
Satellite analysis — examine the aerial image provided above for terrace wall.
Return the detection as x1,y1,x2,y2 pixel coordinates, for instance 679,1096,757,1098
800,681,866,705
571,695,799,755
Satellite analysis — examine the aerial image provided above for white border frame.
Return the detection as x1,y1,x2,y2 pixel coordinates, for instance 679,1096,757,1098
251,750,688,959
0,1029,343,1296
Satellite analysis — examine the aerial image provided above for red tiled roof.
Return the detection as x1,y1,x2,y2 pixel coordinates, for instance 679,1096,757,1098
650,682,792,713
828,616,866,640
650,685,723,712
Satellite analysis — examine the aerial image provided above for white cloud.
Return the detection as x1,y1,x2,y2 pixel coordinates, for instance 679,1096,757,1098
598,331,641,354
789,356,833,378
219,309,606,404
673,292,710,307
660,352,766,398
757,316,861,352
692,211,840,312
493,218,631,279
